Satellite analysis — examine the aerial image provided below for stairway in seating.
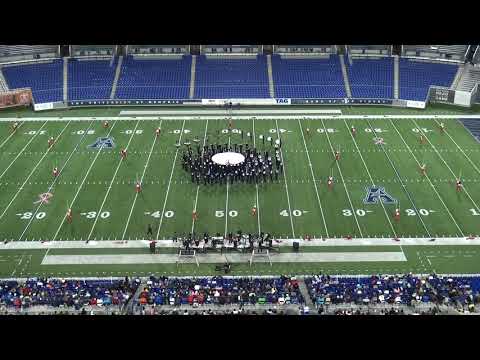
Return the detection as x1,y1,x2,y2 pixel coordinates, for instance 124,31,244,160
298,278,315,310
393,55,399,99
0,67,9,92
189,55,196,99
339,54,352,98
63,57,68,102
110,55,123,99
267,54,275,98
456,64,480,92
451,63,465,90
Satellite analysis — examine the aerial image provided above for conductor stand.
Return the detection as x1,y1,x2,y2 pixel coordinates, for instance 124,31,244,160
177,249,199,267
249,248,272,267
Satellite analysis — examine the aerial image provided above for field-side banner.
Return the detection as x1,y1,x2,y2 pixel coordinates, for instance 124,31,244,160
34,102,54,111
201,98,290,106
406,100,426,109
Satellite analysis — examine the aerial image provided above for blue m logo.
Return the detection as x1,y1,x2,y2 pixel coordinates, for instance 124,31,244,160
363,186,397,205
88,137,115,150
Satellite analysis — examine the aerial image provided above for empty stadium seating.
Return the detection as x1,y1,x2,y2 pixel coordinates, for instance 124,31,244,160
68,59,117,100
271,54,346,98
194,55,270,98
2,60,63,103
399,59,458,101
345,57,393,99
115,55,191,99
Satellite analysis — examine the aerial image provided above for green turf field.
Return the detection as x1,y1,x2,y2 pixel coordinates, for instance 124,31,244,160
0,105,479,278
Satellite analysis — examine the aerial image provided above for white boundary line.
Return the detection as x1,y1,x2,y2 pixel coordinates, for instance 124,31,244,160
0,121,71,222
155,119,186,240
87,120,141,240
389,119,465,237
275,119,296,238
252,117,261,235
433,118,480,176
191,119,209,234
121,120,163,240
411,119,480,214
297,119,329,238
50,120,119,242
320,118,363,237
18,119,96,241
5,236,480,250
2,115,480,122
343,119,398,237
0,121,48,182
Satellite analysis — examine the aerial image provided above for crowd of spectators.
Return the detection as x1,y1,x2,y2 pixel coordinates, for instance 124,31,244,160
0,277,139,311
137,275,304,307
305,273,480,311
1,273,480,315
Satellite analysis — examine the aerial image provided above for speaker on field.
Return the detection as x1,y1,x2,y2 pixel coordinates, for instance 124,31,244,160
293,241,299,252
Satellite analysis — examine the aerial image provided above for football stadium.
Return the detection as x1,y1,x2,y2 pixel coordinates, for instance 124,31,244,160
0,44,480,315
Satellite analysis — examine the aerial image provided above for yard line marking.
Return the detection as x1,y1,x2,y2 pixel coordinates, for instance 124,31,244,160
435,119,480,176
191,119,209,234
50,120,119,242
86,120,141,240
298,119,329,237
367,118,431,238
252,117,261,236
155,119,186,240
0,121,71,223
343,119,397,237
320,118,362,237
412,119,480,214
390,119,464,237
17,119,96,242
0,121,48,182
224,133,231,237
121,120,163,240
0,122,24,150
275,119,296,238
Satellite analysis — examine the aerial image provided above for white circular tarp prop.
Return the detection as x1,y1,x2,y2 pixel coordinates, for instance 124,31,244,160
211,152,245,166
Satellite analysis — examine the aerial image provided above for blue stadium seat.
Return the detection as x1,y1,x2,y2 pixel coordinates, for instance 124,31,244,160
194,55,270,98
68,59,117,100
115,55,191,99
272,54,346,98
346,56,393,99
399,59,458,101
2,60,63,103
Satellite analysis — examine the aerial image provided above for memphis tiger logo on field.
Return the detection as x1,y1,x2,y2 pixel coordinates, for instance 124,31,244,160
88,137,115,149
363,186,397,205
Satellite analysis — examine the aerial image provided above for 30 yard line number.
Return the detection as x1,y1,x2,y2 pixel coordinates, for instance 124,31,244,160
81,211,111,219
342,209,368,217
